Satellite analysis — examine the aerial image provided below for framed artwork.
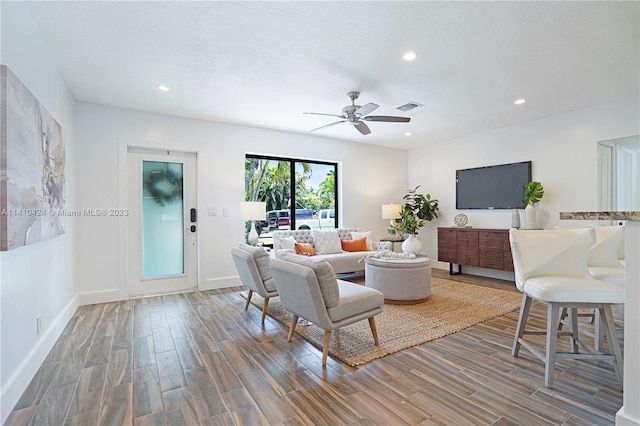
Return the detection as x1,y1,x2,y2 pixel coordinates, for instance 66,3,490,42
1,65,66,251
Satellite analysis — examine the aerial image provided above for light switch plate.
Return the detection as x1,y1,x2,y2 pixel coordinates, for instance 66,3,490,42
223,208,229,217
208,207,217,216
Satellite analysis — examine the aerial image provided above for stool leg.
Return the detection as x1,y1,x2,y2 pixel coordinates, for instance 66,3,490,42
568,308,579,353
513,293,532,357
599,305,623,388
245,289,253,311
545,303,561,388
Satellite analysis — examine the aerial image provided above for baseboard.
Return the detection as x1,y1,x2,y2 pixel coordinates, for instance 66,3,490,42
201,276,242,290
77,288,124,306
1,294,79,424
617,407,640,426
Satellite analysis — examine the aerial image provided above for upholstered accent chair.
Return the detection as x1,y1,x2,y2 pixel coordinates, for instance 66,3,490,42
231,244,278,323
509,228,624,388
270,251,384,365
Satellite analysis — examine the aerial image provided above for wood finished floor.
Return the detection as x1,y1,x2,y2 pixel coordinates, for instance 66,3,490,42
6,270,624,426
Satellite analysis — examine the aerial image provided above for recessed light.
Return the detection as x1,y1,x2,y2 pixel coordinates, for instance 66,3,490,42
158,85,170,92
514,98,526,105
404,132,412,136
403,51,417,61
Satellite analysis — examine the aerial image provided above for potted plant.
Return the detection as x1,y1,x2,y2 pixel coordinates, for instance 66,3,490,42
522,181,544,229
392,186,439,254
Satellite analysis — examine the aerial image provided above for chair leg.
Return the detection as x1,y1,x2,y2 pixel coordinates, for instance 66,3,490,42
287,315,298,342
545,303,561,388
594,309,605,351
244,289,253,311
558,307,568,331
599,304,624,388
513,294,532,357
322,330,332,365
368,317,379,346
261,298,270,324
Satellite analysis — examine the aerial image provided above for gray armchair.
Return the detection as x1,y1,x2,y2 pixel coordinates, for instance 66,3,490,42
231,244,278,323
270,251,384,365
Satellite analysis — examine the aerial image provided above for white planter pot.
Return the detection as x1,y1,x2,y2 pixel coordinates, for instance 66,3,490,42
524,203,537,229
402,234,423,254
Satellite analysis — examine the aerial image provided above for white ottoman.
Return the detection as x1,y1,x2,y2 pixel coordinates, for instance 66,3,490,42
364,256,432,304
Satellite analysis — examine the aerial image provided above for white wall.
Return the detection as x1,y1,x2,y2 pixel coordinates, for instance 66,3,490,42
74,103,408,301
0,1,77,422
408,97,640,280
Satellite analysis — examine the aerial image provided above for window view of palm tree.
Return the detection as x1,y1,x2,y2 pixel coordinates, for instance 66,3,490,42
245,155,338,245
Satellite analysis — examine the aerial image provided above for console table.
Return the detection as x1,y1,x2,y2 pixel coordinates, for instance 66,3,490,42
438,227,513,274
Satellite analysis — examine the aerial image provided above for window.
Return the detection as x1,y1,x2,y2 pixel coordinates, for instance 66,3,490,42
245,155,338,244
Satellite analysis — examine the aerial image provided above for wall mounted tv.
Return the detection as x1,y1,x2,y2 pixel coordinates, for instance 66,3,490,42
456,161,532,209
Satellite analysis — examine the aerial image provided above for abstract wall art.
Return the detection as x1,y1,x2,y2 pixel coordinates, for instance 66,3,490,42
1,65,66,251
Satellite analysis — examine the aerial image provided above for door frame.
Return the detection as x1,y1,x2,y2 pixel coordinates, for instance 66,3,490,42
118,141,200,300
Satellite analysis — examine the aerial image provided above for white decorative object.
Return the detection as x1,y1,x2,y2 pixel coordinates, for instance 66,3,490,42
511,209,521,229
311,229,342,254
454,213,469,227
524,203,537,229
240,201,266,245
381,203,402,236
359,249,416,263
402,234,423,254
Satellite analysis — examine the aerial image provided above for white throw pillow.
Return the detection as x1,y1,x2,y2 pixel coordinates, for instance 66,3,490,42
278,235,297,251
312,229,343,254
351,231,373,250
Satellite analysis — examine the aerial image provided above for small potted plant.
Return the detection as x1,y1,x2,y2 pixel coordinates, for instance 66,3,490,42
522,181,544,229
392,186,439,254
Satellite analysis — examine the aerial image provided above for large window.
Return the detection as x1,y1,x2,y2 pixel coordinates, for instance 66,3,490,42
245,155,338,244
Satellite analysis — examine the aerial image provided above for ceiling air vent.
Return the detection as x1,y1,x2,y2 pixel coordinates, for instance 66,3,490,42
396,102,424,112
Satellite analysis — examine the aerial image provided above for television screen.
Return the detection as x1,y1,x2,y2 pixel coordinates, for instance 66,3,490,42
456,161,532,209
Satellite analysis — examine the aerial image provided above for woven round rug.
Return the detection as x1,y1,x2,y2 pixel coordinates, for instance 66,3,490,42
245,276,522,367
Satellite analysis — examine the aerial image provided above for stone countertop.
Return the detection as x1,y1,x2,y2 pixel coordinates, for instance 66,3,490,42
559,211,640,221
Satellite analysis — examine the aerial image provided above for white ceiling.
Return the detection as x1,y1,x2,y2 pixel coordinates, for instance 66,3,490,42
24,1,640,150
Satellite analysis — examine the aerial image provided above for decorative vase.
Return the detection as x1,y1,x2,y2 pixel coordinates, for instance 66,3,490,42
511,209,521,229
402,234,423,254
524,203,537,229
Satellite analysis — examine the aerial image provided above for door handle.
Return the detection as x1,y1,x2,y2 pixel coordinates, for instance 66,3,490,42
190,225,196,233
190,208,197,223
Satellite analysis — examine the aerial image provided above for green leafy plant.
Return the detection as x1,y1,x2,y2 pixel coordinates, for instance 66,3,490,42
522,181,544,205
392,186,439,235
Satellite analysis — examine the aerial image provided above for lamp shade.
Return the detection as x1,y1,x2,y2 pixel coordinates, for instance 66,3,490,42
381,203,402,219
240,201,266,220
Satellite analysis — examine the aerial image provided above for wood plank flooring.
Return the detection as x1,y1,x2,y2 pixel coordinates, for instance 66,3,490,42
6,270,624,425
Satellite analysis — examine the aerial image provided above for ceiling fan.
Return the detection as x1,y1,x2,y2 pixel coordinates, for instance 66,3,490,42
304,91,410,135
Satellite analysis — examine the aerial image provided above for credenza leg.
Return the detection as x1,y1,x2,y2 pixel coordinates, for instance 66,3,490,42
449,263,462,275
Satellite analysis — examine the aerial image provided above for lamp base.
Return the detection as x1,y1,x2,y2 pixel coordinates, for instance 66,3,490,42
248,222,259,246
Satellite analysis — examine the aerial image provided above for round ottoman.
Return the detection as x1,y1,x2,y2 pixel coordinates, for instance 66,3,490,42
364,256,432,304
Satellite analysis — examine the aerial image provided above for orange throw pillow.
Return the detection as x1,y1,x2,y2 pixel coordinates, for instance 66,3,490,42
341,237,368,252
295,243,317,256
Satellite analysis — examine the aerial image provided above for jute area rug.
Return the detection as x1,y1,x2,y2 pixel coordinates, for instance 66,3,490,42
246,276,522,367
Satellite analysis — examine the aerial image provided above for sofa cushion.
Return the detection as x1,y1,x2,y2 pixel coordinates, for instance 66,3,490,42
312,229,343,254
279,235,297,252
350,231,373,250
278,251,339,308
239,244,276,292
295,243,316,256
341,237,368,252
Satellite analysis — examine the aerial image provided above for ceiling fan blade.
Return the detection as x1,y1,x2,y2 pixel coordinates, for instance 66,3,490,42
310,120,346,132
355,121,371,135
363,116,411,123
354,103,379,116
304,112,345,118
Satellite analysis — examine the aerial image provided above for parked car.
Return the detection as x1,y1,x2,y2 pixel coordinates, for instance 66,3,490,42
296,209,335,230
266,208,319,230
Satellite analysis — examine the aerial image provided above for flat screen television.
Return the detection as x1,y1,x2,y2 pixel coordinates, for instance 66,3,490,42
456,161,532,209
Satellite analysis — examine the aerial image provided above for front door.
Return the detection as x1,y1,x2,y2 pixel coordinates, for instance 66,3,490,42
127,148,197,296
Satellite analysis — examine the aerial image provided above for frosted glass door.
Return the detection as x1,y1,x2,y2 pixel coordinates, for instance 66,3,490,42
127,148,197,297
142,161,184,277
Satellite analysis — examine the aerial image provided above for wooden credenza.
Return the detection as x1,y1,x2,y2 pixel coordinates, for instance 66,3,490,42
437,227,514,274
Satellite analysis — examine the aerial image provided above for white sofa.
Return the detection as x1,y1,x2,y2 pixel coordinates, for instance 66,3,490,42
272,228,391,274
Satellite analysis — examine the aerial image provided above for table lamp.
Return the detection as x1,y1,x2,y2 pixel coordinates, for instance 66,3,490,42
382,203,402,235
240,201,266,245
